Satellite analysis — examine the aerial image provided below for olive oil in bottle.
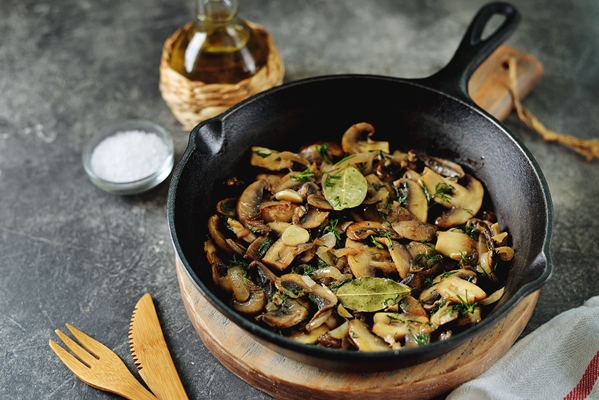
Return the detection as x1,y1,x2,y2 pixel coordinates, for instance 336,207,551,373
169,0,270,84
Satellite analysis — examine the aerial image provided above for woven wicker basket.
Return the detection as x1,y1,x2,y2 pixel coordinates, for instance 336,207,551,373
159,21,285,131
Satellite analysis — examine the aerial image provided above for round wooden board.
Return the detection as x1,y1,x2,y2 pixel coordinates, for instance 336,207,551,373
176,259,538,400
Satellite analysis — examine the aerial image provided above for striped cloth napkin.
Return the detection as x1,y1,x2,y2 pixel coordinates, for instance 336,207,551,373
447,295,599,400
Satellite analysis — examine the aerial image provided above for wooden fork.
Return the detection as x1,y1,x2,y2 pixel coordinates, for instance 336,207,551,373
49,323,157,400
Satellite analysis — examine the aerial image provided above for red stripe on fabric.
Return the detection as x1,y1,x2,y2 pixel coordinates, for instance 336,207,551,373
564,350,599,400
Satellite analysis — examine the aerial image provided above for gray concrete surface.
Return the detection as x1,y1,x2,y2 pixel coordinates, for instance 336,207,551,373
1,0,598,398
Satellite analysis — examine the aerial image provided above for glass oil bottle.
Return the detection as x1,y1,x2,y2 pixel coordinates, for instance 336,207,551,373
169,0,270,84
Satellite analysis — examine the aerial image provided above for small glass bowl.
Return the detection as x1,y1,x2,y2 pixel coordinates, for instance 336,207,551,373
82,120,175,195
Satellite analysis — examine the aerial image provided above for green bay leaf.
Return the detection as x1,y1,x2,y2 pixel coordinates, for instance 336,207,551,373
335,277,411,312
322,166,368,211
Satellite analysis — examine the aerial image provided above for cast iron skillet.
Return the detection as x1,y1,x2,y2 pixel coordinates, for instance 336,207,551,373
168,2,553,371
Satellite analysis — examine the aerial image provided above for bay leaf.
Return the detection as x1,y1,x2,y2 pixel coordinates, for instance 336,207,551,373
335,277,411,312
322,166,368,211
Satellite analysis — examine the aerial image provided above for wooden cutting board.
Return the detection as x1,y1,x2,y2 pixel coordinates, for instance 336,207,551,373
176,45,544,399
469,45,543,121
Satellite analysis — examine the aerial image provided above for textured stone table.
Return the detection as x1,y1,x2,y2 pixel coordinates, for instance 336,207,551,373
1,0,598,399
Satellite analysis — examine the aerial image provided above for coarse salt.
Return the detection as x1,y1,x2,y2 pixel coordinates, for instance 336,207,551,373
90,130,169,182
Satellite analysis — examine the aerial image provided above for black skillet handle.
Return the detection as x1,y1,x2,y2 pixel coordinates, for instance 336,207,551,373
419,2,520,105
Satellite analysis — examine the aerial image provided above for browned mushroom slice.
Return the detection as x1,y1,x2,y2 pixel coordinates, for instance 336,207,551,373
410,150,465,179
225,238,246,256
245,236,271,261
345,221,399,241
259,297,311,329
376,237,413,279
262,237,314,271
317,322,350,349
391,220,437,242
471,219,499,280
398,295,428,318
231,289,267,315
289,325,330,345
419,167,484,228
250,146,310,171
345,238,397,277
248,261,278,299
255,173,282,191
227,266,251,302
347,319,390,351
216,198,237,217
394,178,428,222
456,305,483,327
435,230,478,261
363,174,390,205
292,205,329,229
276,273,338,331
207,214,235,255
298,141,344,165
376,201,418,224
226,217,258,243
204,239,232,292
306,191,334,210
341,122,390,154
297,182,334,210
260,201,298,223
420,273,487,308
372,312,432,349
429,301,460,328
237,179,270,235
406,241,443,272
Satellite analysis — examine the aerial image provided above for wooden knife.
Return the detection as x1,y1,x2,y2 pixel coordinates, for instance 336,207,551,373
129,293,188,400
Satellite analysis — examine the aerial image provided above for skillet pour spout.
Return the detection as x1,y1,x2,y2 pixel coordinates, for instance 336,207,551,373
168,1,553,372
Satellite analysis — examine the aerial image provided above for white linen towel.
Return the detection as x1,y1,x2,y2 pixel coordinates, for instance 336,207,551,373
448,295,599,400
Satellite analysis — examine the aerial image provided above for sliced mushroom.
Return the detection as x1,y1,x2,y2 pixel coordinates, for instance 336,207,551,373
259,296,311,329
228,266,251,302
341,122,390,154
237,179,270,235
289,324,330,344
394,178,428,222
262,237,314,271
363,174,390,205
292,205,329,229
271,171,306,193
298,141,344,165
207,214,235,254
216,198,237,217
456,305,482,327
317,320,350,349
204,240,232,292
406,241,443,272
226,217,258,243
345,238,397,277
391,220,437,242
244,235,272,261
231,289,266,315
248,261,278,299
276,273,338,331
420,167,484,228
429,301,459,327
376,237,413,279
435,230,478,261
376,201,418,224
372,312,432,348
410,150,465,179
347,319,390,351
420,273,487,307
345,221,399,241
250,146,310,171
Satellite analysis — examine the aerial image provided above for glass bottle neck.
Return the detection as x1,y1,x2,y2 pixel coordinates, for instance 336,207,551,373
195,0,239,24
